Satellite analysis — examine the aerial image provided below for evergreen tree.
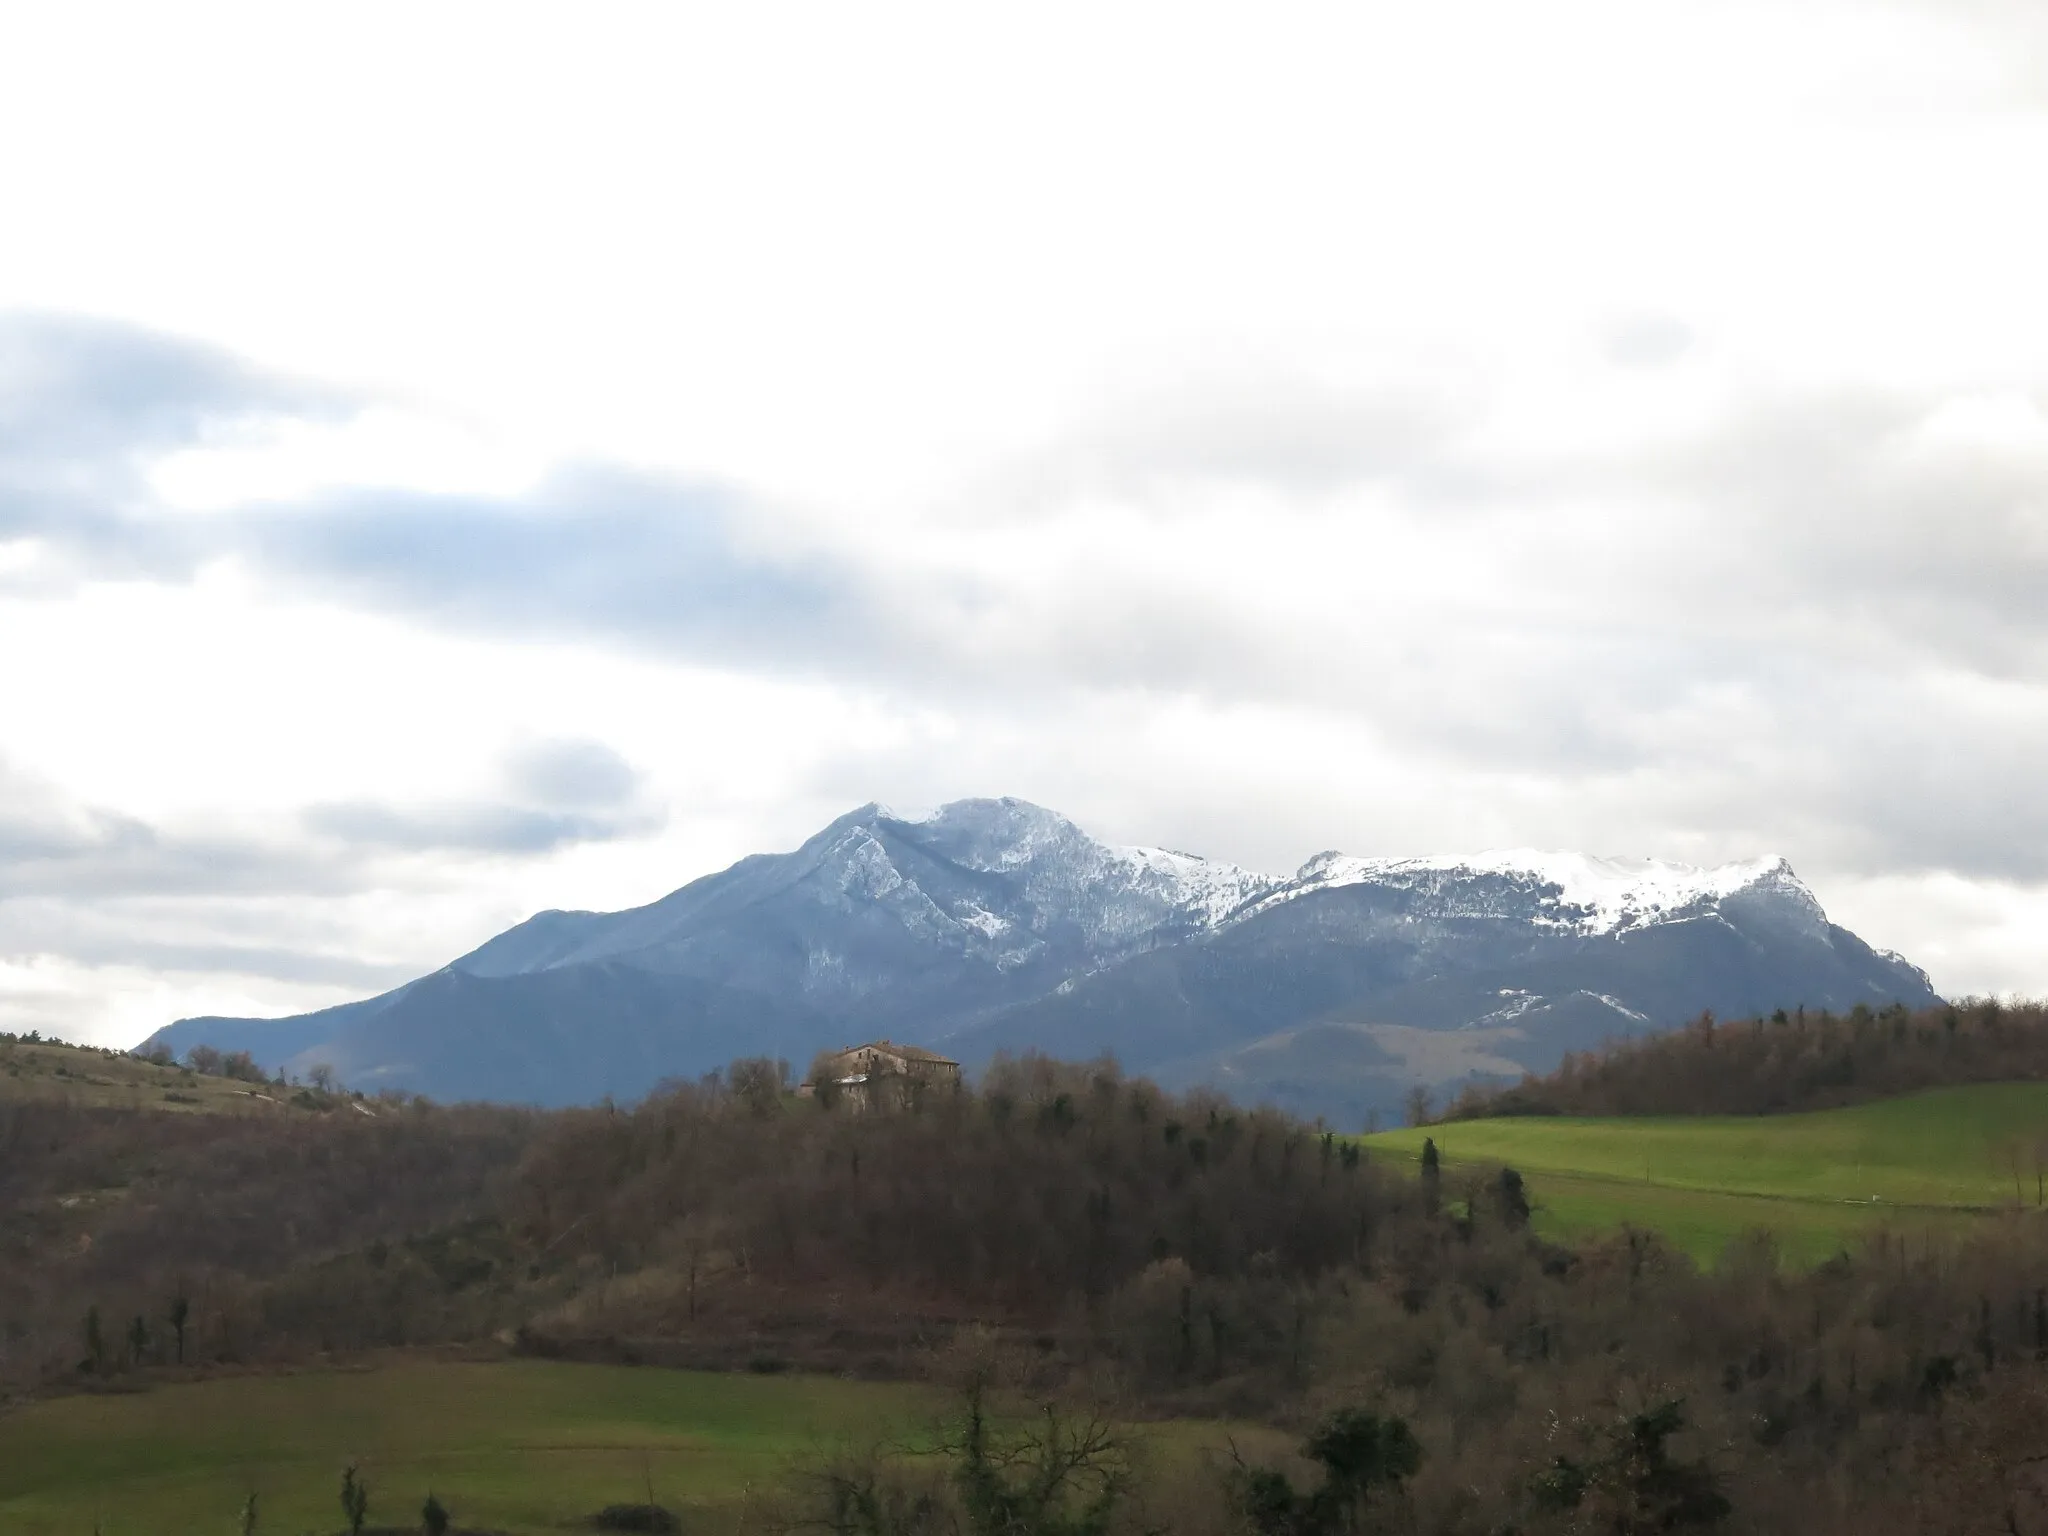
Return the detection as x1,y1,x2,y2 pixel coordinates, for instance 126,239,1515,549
1532,1400,1729,1532
1233,1405,1423,1534
1495,1166,1531,1228
340,1463,369,1536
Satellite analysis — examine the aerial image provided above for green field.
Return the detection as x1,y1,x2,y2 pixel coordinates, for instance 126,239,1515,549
1366,1082,2048,1264
0,1360,942,1535
0,1360,1277,1536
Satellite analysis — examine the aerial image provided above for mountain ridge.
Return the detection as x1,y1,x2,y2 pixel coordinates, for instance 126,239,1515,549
144,797,1938,1119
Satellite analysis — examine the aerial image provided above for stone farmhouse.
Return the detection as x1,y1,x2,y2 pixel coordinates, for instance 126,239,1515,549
798,1039,961,1104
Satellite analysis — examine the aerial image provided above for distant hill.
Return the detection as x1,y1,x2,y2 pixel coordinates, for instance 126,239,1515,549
144,797,1939,1119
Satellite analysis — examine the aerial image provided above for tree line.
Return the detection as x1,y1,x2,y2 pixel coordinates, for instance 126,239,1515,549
1439,998,2048,1120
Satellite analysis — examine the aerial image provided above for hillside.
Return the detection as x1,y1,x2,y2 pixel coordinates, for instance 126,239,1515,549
14,1051,2048,1532
142,799,1937,1117
0,1033,315,1116
1369,1080,2048,1262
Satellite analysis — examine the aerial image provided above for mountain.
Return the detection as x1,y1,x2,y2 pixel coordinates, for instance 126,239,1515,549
144,798,1939,1120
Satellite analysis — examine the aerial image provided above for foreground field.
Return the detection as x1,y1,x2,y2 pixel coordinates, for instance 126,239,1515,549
0,1360,943,1535
0,1359,1277,1536
1367,1081,2048,1263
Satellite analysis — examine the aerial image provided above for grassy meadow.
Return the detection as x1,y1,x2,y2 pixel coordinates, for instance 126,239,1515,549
0,1035,310,1117
0,1359,1283,1535
0,1361,938,1535
1366,1081,2048,1263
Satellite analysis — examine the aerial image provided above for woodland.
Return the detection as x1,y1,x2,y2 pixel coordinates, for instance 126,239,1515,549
7,1028,2048,1532
1443,998,2048,1119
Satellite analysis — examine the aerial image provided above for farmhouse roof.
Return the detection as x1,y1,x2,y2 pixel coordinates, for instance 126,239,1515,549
850,1039,959,1066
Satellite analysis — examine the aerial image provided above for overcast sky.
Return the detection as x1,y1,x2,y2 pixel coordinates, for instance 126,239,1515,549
4,0,2047,1045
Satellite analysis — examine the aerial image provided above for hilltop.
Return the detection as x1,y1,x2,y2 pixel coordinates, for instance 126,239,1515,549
0,1033,325,1117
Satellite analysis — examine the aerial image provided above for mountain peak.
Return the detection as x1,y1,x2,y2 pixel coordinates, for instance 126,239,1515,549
881,797,1086,869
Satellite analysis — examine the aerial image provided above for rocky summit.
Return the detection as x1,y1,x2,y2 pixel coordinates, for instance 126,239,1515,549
145,797,1938,1121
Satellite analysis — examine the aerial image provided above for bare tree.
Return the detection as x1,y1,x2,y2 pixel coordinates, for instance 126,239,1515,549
1402,1084,1434,1127
731,1057,790,1117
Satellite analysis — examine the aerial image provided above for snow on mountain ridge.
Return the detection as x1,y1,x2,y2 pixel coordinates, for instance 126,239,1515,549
855,799,1274,940
857,801,1809,943
1260,847,1812,935
1102,844,1278,926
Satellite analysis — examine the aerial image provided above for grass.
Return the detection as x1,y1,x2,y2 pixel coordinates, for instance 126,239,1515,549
0,1359,1281,1535
1365,1081,2048,1265
0,1035,316,1116
0,1360,943,1535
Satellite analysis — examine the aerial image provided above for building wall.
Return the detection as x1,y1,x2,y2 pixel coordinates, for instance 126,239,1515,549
813,1042,960,1085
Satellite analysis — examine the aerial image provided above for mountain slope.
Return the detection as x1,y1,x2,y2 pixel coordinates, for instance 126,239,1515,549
143,798,1939,1116
960,866,1934,1123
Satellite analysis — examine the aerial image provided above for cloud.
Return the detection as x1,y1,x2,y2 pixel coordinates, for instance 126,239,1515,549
301,800,657,857
1600,312,1695,369
0,312,329,462
235,466,860,667
506,737,642,810
0,311,345,578
7,309,2048,1028
300,737,662,855
974,366,1495,511
0,737,660,1013
0,758,420,1031
0,759,331,900
0,312,880,675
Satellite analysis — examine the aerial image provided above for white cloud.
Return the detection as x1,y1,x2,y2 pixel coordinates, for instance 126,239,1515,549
3,1,2048,1042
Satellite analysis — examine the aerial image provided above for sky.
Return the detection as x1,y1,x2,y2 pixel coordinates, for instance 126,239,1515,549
3,0,2047,1046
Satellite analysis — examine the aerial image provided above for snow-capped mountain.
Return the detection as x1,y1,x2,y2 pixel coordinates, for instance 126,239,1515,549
145,798,1939,1120
447,798,1277,994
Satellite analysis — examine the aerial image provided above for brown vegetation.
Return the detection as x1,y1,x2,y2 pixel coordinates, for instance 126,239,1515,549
0,1090,536,1395
1442,998,2048,1120
12,1045,2048,1529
